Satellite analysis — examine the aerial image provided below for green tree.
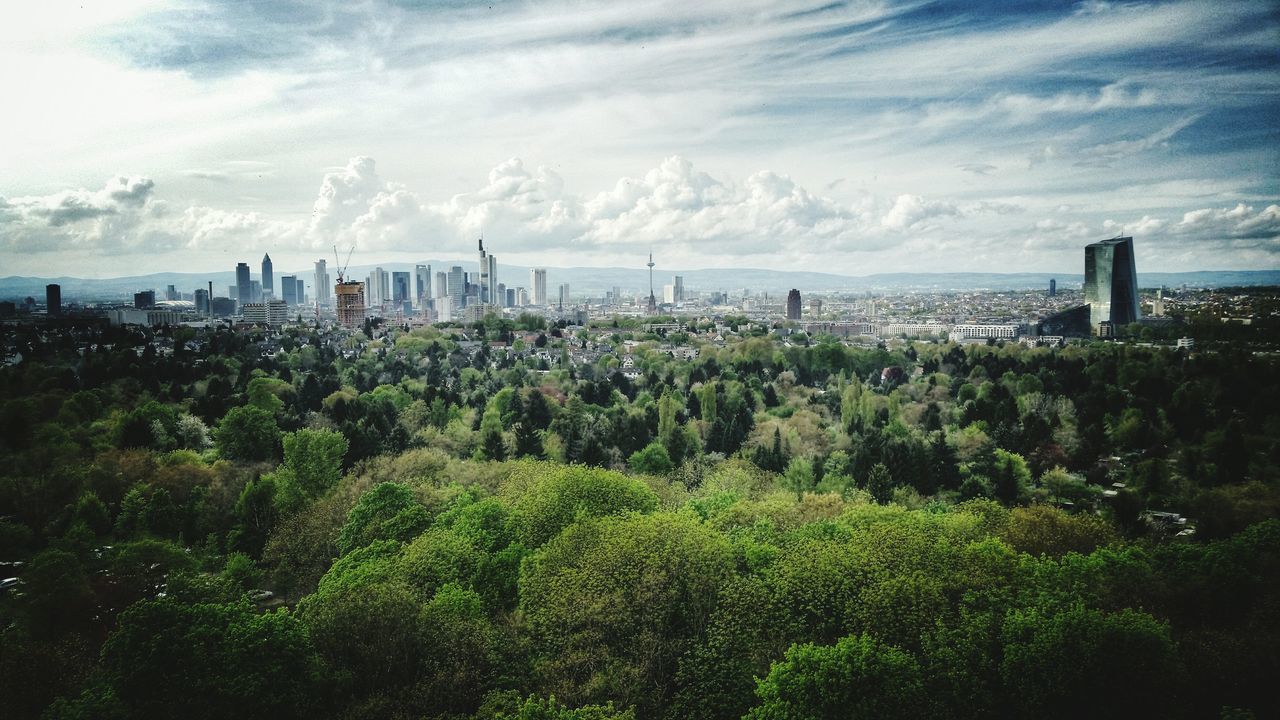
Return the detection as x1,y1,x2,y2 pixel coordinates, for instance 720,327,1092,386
866,463,894,505
336,482,431,556
782,457,815,501
746,634,930,720
628,441,674,475
216,405,281,462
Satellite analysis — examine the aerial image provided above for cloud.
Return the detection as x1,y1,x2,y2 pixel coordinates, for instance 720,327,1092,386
1079,114,1203,165
959,164,997,176
3,156,1276,273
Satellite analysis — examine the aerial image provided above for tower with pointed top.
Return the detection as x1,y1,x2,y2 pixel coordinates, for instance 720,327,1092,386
477,236,496,305
646,252,657,314
261,253,273,299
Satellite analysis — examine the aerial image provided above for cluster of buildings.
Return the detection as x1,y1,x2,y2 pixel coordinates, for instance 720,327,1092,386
7,236,1191,346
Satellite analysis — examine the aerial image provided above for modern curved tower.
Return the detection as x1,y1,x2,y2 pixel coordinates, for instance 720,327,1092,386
1084,236,1141,333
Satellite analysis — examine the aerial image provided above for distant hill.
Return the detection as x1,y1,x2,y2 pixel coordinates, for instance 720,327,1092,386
3,265,1277,301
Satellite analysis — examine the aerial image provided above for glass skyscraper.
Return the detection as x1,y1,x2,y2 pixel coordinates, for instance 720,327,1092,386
1084,236,1141,332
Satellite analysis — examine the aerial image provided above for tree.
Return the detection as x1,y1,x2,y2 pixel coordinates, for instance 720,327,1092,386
866,463,894,505
991,449,1031,506
336,482,430,556
280,428,348,498
216,405,280,462
520,512,733,717
628,441,674,475
72,598,322,720
781,457,815,501
746,634,929,720
479,403,507,461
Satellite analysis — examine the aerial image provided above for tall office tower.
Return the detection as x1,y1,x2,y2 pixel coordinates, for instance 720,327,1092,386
314,260,331,306
435,271,448,300
672,275,684,302
46,284,61,315
281,275,298,305
530,268,547,305
646,253,656,314
165,284,177,301
392,271,411,305
448,266,465,310
663,284,675,304
415,264,432,306
366,267,390,304
477,237,491,303
261,254,273,298
496,283,507,307
335,281,366,327
516,287,529,306
506,288,515,307
250,280,262,303
296,278,305,306
236,262,251,307
558,283,571,309
611,286,621,306
1049,278,1056,297
488,255,497,304
194,288,209,314
786,289,802,320
135,290,157,309
1084,236,1141,333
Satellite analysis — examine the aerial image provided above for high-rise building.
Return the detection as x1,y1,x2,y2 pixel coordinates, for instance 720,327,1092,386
261,254,273,298
281,275,298,305
415,264,432,306
786,289,802,320
365,268,390,305
530,269,547,305
46,284,61,316
335,282,365,328
496,283,507,308
558,283,571,309
672,275,684,303
663,284,675,304
243,300,287,327
392,271,411,305
435,271,448,300
296,278,305,306
505,288,515,307
516,287,529,306
478,237,494,304
1049,278,1056,297
314,260,331,306
250,280,262,303
236,263,251,307
448,266,465,310
194,288,209,314
1084,236,1141,333
165,284,177,301
135,290,156,309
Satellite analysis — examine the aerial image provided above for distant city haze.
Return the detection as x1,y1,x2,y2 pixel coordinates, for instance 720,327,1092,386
1,2,1276,277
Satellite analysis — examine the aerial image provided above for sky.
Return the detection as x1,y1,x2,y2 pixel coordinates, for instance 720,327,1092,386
0,0,1277,278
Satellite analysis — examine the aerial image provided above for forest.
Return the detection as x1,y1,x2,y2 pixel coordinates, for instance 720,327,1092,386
1,316,1278,719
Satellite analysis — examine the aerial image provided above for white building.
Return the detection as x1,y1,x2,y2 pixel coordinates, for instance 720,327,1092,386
949,324,1020,341
531,268,548,305
242,300,288,327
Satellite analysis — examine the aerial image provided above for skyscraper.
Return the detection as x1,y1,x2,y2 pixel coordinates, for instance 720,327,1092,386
314,259,331,306
46,284,61,316
392,271,411,305
786,289,802,320
281,275,298,305
558,283,571,310
530,268,547,305
335,281,365,328
672,275,684,303
236,263,251,307
296,278,305,306
478,237,493,303
1084,236,1141,333
261,253,273,298
135,290,156,309
435,271,448,300
415,264,432,306
194,288,209,314
1049,278,1056,297
448,266,465,310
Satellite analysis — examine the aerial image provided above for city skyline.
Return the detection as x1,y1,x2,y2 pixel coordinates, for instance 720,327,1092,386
1,1,1277,278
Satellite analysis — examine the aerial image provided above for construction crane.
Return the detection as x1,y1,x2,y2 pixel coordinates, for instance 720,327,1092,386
333,244,354,284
